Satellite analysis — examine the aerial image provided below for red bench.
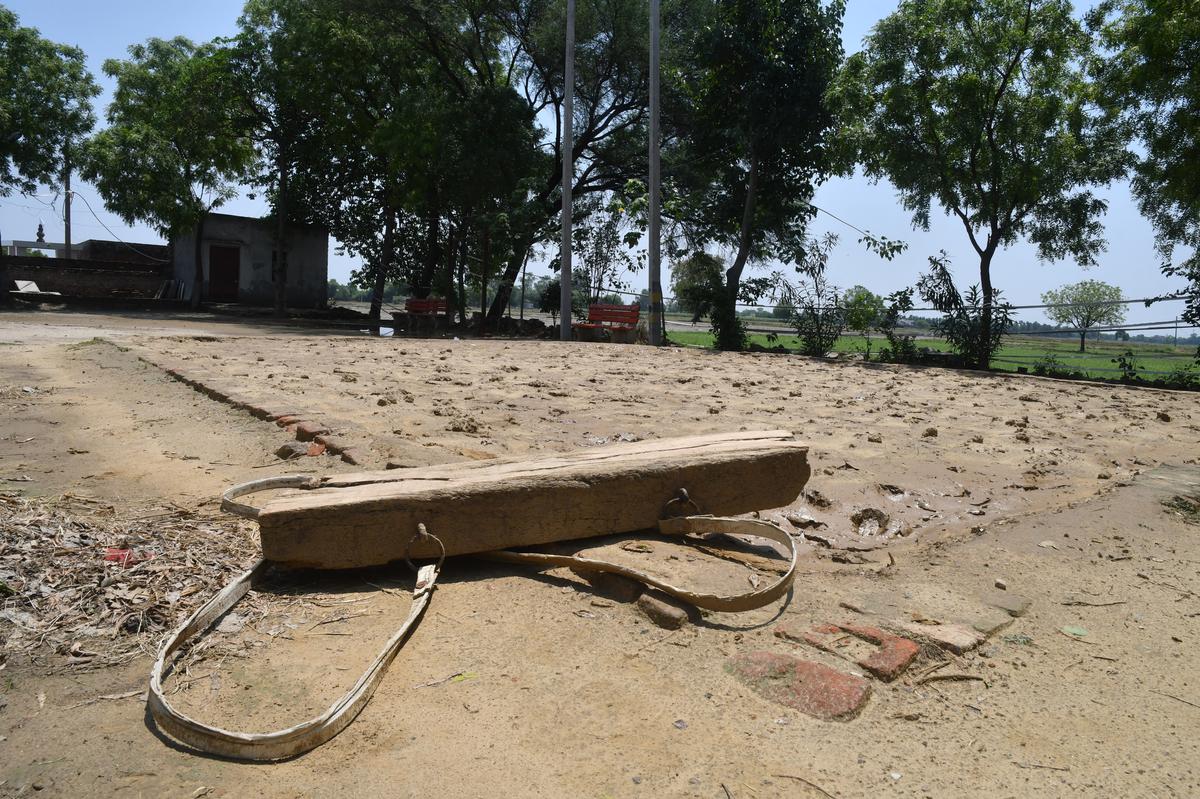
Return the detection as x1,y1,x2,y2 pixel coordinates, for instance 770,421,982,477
573,303,640,343
393,297,449,334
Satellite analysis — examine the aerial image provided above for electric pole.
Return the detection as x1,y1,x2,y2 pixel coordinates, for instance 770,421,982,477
647,0,663,345
559,0,576,342
63,146,72,260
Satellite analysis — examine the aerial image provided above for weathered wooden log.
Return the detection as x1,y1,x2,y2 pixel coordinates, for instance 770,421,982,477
239,430,809,569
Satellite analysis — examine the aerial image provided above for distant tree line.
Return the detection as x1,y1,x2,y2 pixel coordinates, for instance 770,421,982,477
4,0,1197,354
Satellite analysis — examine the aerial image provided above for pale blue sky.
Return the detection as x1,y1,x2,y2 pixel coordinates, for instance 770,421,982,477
2,0,1193,327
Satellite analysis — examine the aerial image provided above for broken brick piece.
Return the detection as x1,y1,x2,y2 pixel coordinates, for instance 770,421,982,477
836,623,920,682
895,620,985,654
294,420,330,442
340,448,367,466
275,415,302,428
726,651,870,721
775,621,919,682
306,442,327,457
314,434,347,455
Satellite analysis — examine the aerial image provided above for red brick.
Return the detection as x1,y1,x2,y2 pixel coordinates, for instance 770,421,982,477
726,651,870,721
275,415,302,428
837,623,920,682
775,621,919,682
294,420,330,442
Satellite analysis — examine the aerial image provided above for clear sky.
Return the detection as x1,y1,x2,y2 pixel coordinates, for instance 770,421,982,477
2,0,1193,328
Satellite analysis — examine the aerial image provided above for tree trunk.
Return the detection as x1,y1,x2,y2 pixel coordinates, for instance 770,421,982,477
977,249,994,369
190,212,206,310
369,204,395,327
457,238,468,326
479,227,491,331
718,158,759,350
415,194,440,299
273,157,289,318
483,232,536,327
1079,331,1086,352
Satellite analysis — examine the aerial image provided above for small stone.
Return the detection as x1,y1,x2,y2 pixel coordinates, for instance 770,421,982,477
785,512,827,530
964,607,1014,636
867,433,883,443
922,427,938,438
340,448,367,466
1097,472,1112,480
981,590,1031,618
275,441,308,460
994,578,1007,590
636,591,689,629
1157,411,1171,423
970,435,984,444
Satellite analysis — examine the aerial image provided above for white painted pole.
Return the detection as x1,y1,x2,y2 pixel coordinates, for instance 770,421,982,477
647,0,663,345
559,0,576,341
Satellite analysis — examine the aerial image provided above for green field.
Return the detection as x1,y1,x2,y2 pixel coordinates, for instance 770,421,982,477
668,328,1199,381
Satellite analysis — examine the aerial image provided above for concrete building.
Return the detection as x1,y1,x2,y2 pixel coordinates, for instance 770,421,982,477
173,213,328,308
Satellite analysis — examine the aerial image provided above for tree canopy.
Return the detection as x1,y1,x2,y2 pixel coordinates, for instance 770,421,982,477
80,37,256,306
668,0,845,350
1090,0,1200,324
0,5,99,196
834,0,1131,366
1041,279,1126,351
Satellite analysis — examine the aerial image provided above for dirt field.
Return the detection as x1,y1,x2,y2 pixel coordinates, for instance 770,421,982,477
1,308,1198,798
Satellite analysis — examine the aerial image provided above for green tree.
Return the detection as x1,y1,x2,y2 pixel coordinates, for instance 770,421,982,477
538,275,586,327
226,0,324,317
843,285,885,359
1041,279,1126,351
669,252,725,324
671,0,845,350
80,38,254,308
834,0,1130,368
1090,1,1200,325
0,7,99,197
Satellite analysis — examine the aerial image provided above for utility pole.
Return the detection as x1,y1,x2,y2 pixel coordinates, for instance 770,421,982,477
559,0,576,342
647,0,663,345
62,146,72,260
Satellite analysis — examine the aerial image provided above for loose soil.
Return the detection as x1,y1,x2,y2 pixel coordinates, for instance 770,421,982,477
1,308,1198,798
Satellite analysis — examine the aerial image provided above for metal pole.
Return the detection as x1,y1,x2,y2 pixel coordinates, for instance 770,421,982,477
559,0,576,342
647,0,663,345
63,147,72,260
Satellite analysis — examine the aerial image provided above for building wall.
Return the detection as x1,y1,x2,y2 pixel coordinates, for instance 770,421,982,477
2,256,166,297
173,213,328,308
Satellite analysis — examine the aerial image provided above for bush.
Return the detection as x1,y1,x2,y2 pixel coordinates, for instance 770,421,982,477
877,288,919,362
917,254,1013,368
1032,354,1083,379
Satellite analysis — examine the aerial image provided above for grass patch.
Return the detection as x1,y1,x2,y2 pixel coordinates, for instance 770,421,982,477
1163,495,1200,525
669,327,1197,381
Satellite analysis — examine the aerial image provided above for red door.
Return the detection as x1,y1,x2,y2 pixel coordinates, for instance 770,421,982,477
208,245,240,301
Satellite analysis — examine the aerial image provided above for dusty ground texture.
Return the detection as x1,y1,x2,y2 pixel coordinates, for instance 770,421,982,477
1,308,1199,798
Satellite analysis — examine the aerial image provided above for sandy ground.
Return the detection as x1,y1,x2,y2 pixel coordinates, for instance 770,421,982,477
1,307,1199,798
